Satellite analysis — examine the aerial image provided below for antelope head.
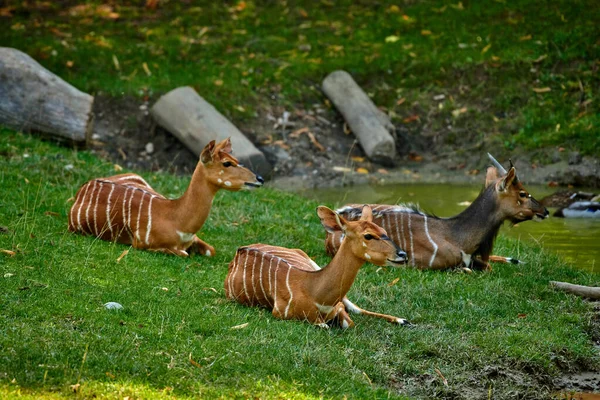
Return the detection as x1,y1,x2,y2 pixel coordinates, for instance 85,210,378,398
200,138,264,190
317,205,407,266
486,153,549,223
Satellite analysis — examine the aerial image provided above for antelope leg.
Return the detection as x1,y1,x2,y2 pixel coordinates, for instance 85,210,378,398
342,298,410,326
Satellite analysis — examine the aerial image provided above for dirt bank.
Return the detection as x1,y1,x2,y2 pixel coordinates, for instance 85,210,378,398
89,95,600,190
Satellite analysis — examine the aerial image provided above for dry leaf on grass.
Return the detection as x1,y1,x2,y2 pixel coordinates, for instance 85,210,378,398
1,249,16,257
532,87,551,93
388,278,400,286
230,322,249,330
356,167,369,174
116,249,129,263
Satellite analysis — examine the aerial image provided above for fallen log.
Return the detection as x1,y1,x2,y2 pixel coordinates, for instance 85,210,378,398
150,86,272,178
550,281,600,300
0,47,93,144
322,70,396,165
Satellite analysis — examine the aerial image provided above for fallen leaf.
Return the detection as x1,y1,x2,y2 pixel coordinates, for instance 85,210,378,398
1,249,16,257
333,166,352,173
388,278,400,286
230,322,249,330
377,168,389,174
517,313,527,319
44,211,60,217
189,354,202,368
105,371,115,379
112,54,120,71
114,164,123,172
343,123,352,135
351,156,365,162
467,169,479,175
452,107,468,117
0,7,14,17
387,5,401,13
548,181,559,187
116,249,129,263
356,167,369,174
273,140,290,150
307,131,325,152
396,97,406,105
408,152,423,162
519,34,532,41
532,54,547,63
203,287,218,293
214,79,224,86
142,62,152,76
421,30,432,35
558,147,565,152
435,368,448,386
234,105,245,112
289,127,309,138
70,383,81,393
403,114,420,123
532,87,551,93
481,43,491,54
161,287,169,292
385,35,400,43
4,273,14,278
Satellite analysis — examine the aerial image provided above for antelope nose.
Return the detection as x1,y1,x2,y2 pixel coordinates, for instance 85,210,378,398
397,250,407,261
256,174,264,184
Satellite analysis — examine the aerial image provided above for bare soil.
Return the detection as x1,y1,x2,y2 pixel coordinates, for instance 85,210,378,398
89,94,600,191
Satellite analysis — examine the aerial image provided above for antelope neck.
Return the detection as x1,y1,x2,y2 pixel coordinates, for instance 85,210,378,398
306,238,364,305
449,185,505,254
171,162,218,233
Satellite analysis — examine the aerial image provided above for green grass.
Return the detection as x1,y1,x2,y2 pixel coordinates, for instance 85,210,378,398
1,130,599,398
1,0,598,156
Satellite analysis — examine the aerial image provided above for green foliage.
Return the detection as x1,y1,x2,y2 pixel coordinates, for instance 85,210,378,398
1,0,598,155
1,131,599,398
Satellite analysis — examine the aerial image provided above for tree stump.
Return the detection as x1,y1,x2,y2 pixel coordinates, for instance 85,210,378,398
0,47,93,144
322,70,396,165
150,86,272,178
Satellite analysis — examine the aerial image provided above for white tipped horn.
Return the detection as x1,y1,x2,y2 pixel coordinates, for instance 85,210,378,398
487,153,508,175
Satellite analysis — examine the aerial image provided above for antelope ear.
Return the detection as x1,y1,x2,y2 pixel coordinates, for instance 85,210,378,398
217,137,233,154
200,140,216,164
317,206,346,233
498,167,517,191
359,205,373,222
485,167,500,187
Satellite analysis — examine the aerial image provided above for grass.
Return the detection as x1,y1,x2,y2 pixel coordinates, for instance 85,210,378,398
1,129,599,399
1,0,598,157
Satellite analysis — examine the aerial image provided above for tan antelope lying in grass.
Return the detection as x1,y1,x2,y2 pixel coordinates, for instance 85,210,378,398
325,154,549,271
68,138,263,256
225,206,408,328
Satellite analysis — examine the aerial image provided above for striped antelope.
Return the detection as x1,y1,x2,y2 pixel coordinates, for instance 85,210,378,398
68,138,264,256
225,205,408,328
325,154,549,271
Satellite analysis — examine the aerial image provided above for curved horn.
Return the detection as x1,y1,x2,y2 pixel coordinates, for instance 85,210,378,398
508,159,520,182
487,153,508,175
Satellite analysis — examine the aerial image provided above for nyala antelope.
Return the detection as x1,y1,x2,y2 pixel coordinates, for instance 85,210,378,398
225,206,408,328
325,154,549,271
68,138,263,256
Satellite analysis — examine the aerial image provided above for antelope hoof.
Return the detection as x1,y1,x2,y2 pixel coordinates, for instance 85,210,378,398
316,323,331,329
393,318,412,326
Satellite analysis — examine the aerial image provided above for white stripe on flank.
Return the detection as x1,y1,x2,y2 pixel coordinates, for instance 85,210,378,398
242,251,250,300
92,182,104,236
84,181,98,232
121,187,129,237
423,215,438,267
250,251,258,302
76,182,91,231
284,267,293,318
127,189,136,228
145,195,154,245
258,253,271,307
408,212,415,267
273,260,280,315
105,184,115,237
267,256,273,297
135,192,146,242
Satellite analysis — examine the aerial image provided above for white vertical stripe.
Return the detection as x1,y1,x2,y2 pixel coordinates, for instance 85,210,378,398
84,181,98,233
121,187,129,240
259,253,272,308
242,251,250,300
145,195,154,245
423,215,438,267
105,184,115,238
135,191,145,242
92,182,104,236
284,266,293,318
76,182,91,231
127,189,136,233
267,256,273,297
273,260,280,315
250,250,258,302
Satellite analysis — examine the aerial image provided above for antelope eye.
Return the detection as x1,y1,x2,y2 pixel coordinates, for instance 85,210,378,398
223,161,233,168
519,191,527,198
364,234,374,240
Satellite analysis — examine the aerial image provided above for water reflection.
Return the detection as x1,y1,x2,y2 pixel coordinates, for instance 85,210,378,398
299,183,599,272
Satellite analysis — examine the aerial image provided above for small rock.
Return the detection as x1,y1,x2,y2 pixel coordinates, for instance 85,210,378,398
145,142,154,154
568,151,581,165
261,145,291,166
104,302,123,310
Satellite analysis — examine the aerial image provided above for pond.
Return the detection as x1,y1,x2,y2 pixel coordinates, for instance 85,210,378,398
298,183,599,272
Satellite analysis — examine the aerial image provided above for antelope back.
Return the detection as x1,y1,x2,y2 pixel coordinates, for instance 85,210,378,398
485,166,548,223
225,244,315,315
200,138,263,190
68,176,164,245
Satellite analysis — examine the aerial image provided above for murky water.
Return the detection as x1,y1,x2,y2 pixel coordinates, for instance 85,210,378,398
299,183,599,272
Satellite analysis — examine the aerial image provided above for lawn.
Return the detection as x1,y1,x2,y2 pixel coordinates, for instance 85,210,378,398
1,0,598,157
1,130,599,399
